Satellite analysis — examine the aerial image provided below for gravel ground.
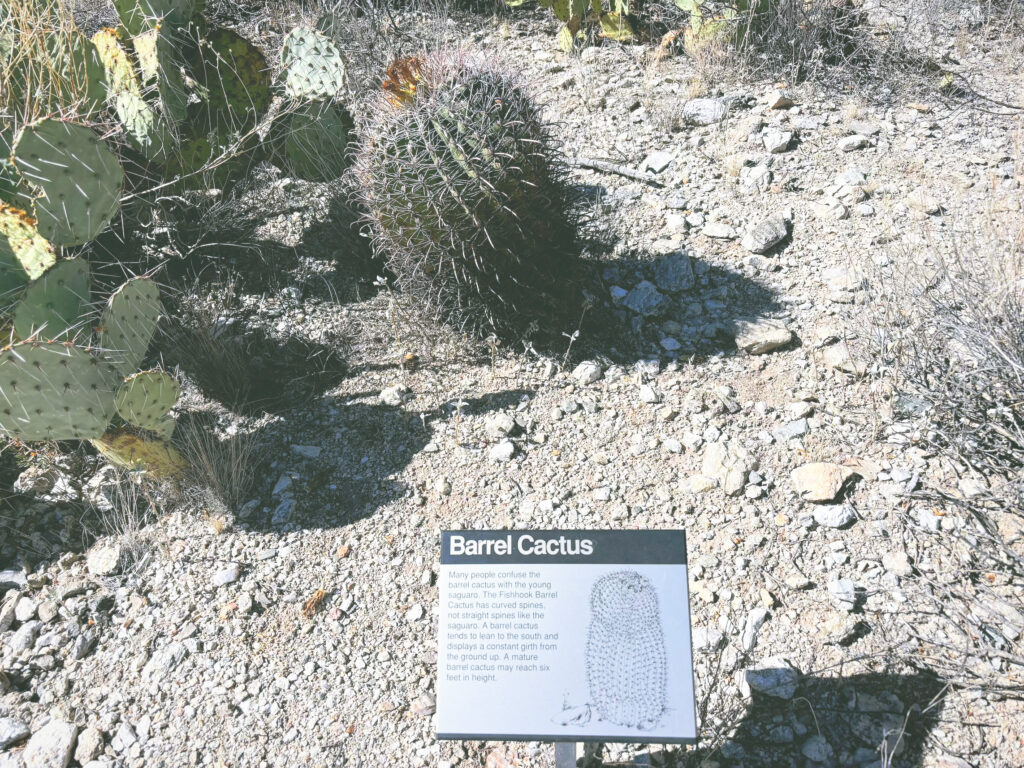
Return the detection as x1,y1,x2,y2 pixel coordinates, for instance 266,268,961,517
2,4,1023,768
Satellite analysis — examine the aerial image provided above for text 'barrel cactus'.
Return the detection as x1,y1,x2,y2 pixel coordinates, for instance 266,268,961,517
586,570,667,729
355,53,579,338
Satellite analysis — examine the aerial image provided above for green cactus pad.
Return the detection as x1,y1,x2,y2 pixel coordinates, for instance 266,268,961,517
281,27,345,101
0,341,117,441
113,0,195,35
275,102,353,182
12,120,123,246
98,277,161,377
193,27,272,141
0,205,57,300
152,27,189,127
115,369,179,431
13,258,91,340
66,31,109,115
92,428,187,477
92,27,141,96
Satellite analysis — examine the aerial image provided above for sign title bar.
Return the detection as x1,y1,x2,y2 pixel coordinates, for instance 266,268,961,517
441,530,687,565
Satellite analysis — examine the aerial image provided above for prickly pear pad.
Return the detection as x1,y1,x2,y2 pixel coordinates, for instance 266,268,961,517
115,369,179,431
194,27,272,141
0,205,57,299
12,120,123,246
0,341,117,440
12,258,91,340
92,427,187,478
278,102,353,182
98,278,161,377
281,27,346,101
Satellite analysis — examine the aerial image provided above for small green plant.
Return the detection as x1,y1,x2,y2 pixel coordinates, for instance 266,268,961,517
674,0,775,53
505,0,637,51
355,53,579,338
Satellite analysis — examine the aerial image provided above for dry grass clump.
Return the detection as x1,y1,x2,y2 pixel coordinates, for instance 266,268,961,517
174,418,267,511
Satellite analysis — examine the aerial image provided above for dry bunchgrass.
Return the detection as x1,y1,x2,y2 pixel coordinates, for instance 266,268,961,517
174,419,268,511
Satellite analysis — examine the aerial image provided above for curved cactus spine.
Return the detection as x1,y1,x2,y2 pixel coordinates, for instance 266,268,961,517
0,340,118,441
11,120,124,246
355,53,579,337
585,571,667,729
0,205,57,300
98,277,161,377
281,27,346,101
115,369,179,431
12,257,90,341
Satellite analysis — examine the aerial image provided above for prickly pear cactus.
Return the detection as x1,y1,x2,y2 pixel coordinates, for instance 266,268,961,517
355,53,578,337
193,27,272,140
92,427,186,477
12,257,90,340
0,341,118,441
0,205,57,298
98,277,161,377
11,120,123,246
272,102,353,182
585,571,667,729
281,27,346,101
115,369,179,432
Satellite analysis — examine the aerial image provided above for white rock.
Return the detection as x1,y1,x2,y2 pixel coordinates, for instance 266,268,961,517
489,441,516,462
86,545,122,577
734,319,794,354
22,720,77,768
638,385,660,404
212,562,242,587
838,134,869,152
572,361,602,385
0,717,30,749
792,463,856,502
741,215,789,254
379,384,409,406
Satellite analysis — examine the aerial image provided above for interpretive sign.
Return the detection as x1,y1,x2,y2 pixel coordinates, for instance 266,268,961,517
437,530,697,743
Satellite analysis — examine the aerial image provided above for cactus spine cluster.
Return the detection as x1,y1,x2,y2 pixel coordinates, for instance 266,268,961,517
585,571,668,729
355,52,578,338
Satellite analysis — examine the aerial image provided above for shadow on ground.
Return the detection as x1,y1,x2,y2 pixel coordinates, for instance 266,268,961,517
593,671,946,768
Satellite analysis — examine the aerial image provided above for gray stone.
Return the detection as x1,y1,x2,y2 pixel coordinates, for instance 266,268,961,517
272,497,295,525
741,215,789,254
801,735,833,763
693,627,725,652
702,221,737,239
489,440,516,462
906,187,940,214
882,551,913,577
762,128,793,153
682,98,729,126
271,475,292,496
741,607,770,653
652,251,695,293
22,720,77,768
0,717,30,749
73,727,103,765
572,361,602,385
734,319,794,354
485,413,517,438
110,722,136,753
839,134,869,152
11,620,41,654
0,597,15,632
379,384,409,406
641,150,673,174
814,505,858,529
742,657,800,699
828,578,858,612
773,418,809,442
141,642,187,682
86,545,122,577
14,595,36,622
73,632,97,660
766,89,794,109
290,445,322,459
638,385,660,404
792,463,856,502
622,280,667,316
212,563,242,587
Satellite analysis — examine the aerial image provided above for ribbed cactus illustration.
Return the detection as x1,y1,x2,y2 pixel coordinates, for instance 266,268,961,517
355,52,578,337
586,571,667,729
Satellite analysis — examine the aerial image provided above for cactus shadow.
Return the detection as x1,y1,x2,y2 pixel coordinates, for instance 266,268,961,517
572,247,785,364
234,388,534,531
593,671,946,768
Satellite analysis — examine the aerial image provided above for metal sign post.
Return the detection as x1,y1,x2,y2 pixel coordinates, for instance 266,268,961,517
554,742,576,767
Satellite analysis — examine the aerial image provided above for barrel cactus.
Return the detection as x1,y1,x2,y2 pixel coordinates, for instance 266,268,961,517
585,570,667,729
354,52,579,338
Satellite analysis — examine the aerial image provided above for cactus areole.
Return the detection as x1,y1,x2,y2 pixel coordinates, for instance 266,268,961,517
437,530,697,743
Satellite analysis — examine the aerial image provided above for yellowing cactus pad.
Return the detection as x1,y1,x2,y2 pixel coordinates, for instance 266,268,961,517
92,428,187,477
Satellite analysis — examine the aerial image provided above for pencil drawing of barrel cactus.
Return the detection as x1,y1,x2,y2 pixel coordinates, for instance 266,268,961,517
586,570,667,729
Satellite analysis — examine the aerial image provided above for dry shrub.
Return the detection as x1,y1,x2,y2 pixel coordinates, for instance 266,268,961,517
175,418,267,510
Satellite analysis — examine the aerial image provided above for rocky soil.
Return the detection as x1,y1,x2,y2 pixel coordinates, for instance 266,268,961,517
2,4,1023,768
